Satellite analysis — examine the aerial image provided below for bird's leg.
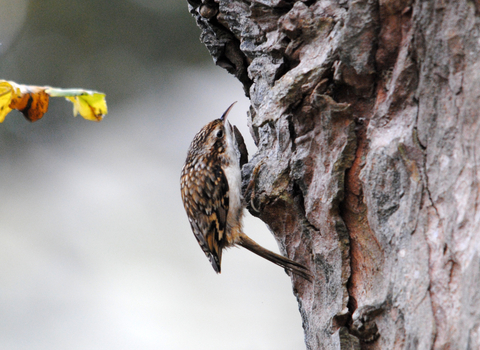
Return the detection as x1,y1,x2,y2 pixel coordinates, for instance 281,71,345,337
244,157,267,214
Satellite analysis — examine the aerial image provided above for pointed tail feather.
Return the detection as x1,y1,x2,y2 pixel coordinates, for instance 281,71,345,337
238,234,313,281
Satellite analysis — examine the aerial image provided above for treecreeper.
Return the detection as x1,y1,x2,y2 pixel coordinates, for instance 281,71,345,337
180,103,312,281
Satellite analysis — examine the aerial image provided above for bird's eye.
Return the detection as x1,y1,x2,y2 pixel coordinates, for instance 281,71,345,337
216,129,224,138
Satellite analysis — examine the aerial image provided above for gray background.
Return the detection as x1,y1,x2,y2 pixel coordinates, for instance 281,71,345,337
0,0,304,349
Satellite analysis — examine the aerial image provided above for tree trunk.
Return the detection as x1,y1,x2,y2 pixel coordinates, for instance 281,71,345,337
188,0,480,349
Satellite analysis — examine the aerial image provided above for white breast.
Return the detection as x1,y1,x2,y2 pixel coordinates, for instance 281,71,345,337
223,122,243,233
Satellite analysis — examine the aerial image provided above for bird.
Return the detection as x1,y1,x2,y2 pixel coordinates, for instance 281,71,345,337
180,102,312,281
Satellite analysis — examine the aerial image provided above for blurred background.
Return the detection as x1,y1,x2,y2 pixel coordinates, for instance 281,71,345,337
0,0,305,349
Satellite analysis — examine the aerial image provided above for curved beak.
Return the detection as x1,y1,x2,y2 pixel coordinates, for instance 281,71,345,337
220,101,237,124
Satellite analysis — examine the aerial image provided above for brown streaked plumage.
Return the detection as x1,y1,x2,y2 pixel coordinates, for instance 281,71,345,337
180,103,312,281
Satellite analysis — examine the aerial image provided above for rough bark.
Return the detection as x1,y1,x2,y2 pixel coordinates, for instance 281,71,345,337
188,0,480,349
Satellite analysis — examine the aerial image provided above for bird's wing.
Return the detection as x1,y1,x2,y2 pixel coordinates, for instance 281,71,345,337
181,162,229,273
